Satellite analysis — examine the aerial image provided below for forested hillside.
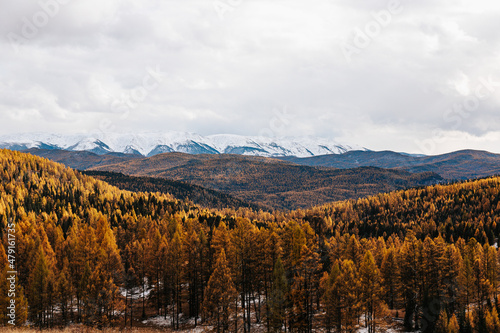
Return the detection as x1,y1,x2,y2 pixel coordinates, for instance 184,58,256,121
297,176,500,244
82,170,263,211
279,149,500,180
86,152,442,210
25,149,443,210
2,149,500,332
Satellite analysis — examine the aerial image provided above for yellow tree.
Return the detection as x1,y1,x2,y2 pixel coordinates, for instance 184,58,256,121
268,257,288,332
448,314,460,333
169,230,184,329
434,310,448,333
380,246,399,309
0,244,28,326
28,246,54,328
338,259,360,333
359,250,384,333
400,232,421,331
321,260,342,333
203,250,237,333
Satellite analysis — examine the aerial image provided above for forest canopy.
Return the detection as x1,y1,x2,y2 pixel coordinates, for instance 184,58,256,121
1,149,500,332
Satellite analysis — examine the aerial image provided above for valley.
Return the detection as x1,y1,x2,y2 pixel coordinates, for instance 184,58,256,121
27,149,442,210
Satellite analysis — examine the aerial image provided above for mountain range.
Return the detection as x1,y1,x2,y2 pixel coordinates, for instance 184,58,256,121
24,149,443,210
279,149,500,180
0,132,361,158
5,132,500,210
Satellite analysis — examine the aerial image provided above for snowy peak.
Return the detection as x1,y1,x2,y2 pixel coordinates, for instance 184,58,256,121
0,132,364,158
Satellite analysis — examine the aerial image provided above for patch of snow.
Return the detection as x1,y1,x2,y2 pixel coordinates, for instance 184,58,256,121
120,284,153,300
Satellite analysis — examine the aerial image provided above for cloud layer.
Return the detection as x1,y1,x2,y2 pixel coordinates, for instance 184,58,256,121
1,0,500,154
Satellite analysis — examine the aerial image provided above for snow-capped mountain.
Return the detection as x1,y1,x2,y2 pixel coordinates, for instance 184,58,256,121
0,132,365,158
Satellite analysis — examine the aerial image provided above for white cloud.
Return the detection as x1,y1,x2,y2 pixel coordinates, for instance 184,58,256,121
0,0,499,154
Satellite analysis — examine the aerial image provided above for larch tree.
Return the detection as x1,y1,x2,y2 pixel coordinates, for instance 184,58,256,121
203,249,237,333
268,257,288,332
29,246,53,328
380,246,399,309
359,250,384,333
338,259,360,333
434,310,448,333
321,260,342,333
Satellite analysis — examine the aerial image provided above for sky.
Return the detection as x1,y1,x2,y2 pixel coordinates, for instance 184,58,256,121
1,0,500,155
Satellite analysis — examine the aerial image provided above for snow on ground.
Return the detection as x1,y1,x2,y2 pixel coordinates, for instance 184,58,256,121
142,315,172,327
354,326,419,333
142,315,212,332
120,285,153,300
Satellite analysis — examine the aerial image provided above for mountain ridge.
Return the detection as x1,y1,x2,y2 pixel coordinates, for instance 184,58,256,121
278,149,500,180
22,148,442,210
0,132,362,158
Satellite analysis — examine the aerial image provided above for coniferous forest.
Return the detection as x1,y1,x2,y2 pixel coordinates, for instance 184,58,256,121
3,149,500,332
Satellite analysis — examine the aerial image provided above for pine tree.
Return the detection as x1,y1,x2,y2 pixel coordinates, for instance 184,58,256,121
56,268,71,325
169,230,184,329
232,217,257,332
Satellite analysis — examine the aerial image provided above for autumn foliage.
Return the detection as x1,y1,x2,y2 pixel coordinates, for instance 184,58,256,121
2,149,500,332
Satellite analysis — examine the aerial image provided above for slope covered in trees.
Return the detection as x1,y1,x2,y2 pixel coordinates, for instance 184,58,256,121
2,149,500,332
279,149,500,180
86,152,442,210
82,170,263,211
297,176,500,244
26,149,443,210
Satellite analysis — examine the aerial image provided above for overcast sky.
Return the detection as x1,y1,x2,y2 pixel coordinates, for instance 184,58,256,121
1,0,500,154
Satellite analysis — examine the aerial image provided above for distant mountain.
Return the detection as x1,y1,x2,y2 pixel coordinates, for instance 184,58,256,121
278,149,500,180
0,132,362,158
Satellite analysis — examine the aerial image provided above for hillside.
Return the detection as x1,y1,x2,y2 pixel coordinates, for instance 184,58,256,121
25,148,140,170
25,149,443,210
2,149,500,332
298,175,500,243
85,152,442,210
82,170,264,211
280,149,500,180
